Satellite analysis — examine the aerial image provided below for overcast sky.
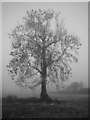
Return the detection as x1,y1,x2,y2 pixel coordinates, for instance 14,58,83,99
2,2,88,97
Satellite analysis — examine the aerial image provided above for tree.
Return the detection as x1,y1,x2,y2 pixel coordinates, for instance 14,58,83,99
66,82,84,93
7,9,81,102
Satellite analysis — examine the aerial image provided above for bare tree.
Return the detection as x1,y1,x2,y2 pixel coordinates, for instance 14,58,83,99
7,9,81,102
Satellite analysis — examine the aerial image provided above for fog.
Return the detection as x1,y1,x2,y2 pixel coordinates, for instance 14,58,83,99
2,2,88,97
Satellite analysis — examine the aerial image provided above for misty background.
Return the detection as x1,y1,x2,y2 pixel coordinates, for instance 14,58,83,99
2,2,88,98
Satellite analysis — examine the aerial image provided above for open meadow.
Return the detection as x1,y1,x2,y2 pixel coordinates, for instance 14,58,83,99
0,99,2,119
2,93,88,118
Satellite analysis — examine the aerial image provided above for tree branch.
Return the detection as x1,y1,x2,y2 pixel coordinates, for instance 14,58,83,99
45,38,60,48
28,80,41,89
28,61,42,74
24,33,42,49
47,49,66,67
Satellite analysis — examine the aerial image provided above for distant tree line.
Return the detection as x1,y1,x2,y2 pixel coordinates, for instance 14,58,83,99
63,82,88,94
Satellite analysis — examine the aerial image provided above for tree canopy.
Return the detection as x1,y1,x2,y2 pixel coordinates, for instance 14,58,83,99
7,9,81,90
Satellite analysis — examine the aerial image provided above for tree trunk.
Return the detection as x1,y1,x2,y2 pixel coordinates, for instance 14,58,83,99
40,49,52,102
40,75,52,102
40,72,51,101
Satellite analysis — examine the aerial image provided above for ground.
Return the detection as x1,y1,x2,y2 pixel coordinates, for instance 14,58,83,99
2,94,88,118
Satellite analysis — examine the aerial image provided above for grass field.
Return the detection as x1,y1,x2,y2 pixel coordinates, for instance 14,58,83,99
0,98,2,119
49,93,88,100
2,94,88,118
0,105,2,119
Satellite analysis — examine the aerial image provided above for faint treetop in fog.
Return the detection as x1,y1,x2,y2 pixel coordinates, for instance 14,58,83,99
66,82,84,92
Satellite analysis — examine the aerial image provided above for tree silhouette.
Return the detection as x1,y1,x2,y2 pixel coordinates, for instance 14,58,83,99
7,9,81,102
66,82,84,92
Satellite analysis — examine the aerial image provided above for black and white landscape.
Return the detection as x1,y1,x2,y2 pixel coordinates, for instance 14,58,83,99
2,2,88,118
